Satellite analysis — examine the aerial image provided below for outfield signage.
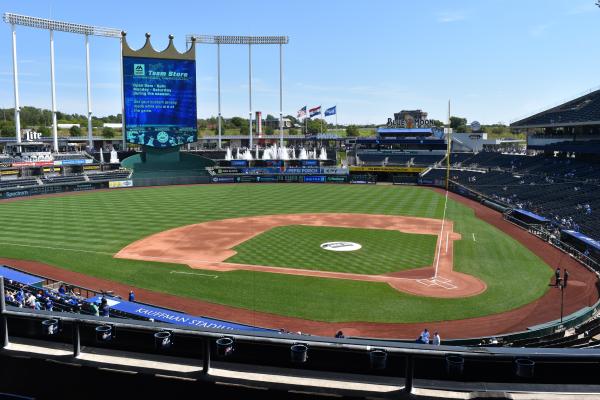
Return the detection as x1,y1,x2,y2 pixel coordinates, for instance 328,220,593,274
350,166,425,173
303,175,326,183
0,181,109,200
109,180,134,188
53,159,93,166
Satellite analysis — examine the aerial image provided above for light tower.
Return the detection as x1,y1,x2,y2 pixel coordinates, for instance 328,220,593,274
2,13,121,151
186,35,289,149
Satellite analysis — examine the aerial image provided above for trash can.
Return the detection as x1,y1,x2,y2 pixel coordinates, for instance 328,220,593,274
515,358,535,378
369,349,388,370
445,355,465,377
95,325,112,342
290,344,308,364
41,319,59,336
216,337,234,357
154,331,172,350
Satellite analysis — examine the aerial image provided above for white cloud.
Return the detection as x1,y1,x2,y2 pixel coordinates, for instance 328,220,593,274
437,11,466,23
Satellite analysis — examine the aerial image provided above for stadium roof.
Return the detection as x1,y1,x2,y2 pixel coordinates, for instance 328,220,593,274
511,88,600,129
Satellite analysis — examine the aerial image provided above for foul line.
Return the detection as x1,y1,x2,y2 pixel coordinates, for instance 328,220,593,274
0,241,114,256
169,271,218,278
433,190,449,278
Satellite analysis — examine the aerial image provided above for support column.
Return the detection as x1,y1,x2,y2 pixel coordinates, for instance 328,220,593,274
50,30,59,153
279,43,284,147
85,34,93,148
248,44,253,150
11,24,21,144
120,35,126,150
217,42,222,149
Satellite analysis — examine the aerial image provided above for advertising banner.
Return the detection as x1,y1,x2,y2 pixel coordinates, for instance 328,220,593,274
303,175,326,183
109,180,134,188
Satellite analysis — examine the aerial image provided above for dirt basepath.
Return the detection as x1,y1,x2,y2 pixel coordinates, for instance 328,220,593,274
115,213,484,298
1,185,598,340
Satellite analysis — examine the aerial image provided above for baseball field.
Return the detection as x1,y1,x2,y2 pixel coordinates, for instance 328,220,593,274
0,183,561,331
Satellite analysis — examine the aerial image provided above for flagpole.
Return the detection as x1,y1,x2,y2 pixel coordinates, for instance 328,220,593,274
320,106,323,134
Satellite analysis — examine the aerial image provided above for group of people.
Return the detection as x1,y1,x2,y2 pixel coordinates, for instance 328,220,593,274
417,328,441,345
4,281,83,312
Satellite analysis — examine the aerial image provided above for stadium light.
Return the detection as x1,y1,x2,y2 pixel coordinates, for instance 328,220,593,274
185,35,288,45
187,34,289,149
3,12,122,149
2,13,121,37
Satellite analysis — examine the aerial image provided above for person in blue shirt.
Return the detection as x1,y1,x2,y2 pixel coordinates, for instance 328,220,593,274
128,290,135,302
45,298,53,311
99,298,110,317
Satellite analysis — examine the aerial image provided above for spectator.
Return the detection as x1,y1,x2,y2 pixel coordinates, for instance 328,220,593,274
25,293,37,309
418,328,430,344
89,301,99,317
99,298,110,317
432,332,441,346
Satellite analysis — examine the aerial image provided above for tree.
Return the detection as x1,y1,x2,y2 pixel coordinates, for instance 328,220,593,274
284,115,298,126
306,118,327,134
431,119,445,128
346,125,359,136
265,114,276,121
288,128,299,135
239,124,249,135
102,127,115,138
69,125,82,137
230,117,245,128
265,126,274,135
450,116,467,132
0,121,15,137
38,126,50,137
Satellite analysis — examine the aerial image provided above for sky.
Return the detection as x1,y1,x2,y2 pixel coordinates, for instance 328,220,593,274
0,0,599,125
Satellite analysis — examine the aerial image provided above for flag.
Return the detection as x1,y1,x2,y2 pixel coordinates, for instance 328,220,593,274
297,106,307,118
324,106,336,117
309,105,321,118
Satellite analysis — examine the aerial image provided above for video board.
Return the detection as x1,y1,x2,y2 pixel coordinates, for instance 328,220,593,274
123,56,197,148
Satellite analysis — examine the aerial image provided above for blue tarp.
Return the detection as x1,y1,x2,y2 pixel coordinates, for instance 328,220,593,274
0,265,44,286
513,209,549,223
85,296,274,332
561,230,600,252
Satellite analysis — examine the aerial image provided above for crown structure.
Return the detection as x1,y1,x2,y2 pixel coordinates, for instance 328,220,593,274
121,31,195,60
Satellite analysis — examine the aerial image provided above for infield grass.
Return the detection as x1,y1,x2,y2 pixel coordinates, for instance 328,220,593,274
227,225,437,274
0,184,553,323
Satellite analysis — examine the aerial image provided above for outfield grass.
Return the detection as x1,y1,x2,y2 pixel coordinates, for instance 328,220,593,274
227,225,437,274
0,184,553,323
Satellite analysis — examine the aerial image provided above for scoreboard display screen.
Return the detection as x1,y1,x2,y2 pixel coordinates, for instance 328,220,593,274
123,56,197,148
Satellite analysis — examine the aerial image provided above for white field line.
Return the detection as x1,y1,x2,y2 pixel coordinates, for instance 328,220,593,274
472,233,477,242
169,271,218,278
0,241,114,256
433,190,449,278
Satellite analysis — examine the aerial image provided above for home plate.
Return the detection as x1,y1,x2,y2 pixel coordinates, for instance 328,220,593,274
417,276,457,289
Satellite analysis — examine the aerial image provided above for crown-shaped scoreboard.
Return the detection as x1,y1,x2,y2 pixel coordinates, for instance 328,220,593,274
122,33,197,149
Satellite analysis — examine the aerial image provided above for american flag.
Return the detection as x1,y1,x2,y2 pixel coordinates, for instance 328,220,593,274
297,106,307,118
